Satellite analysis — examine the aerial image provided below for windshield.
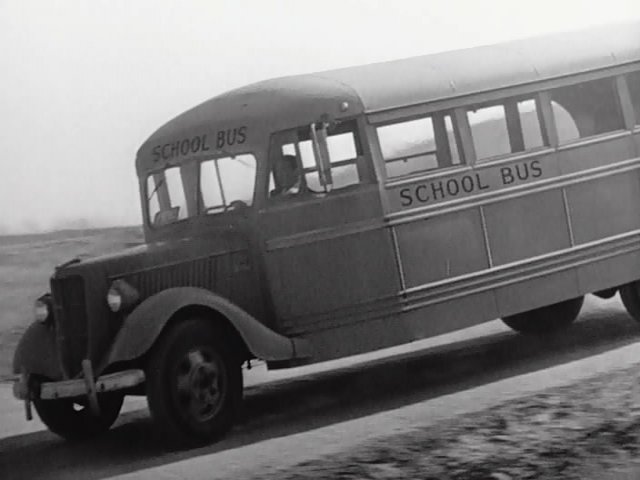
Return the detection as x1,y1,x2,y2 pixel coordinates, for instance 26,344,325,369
200,154,256,213
147,154,257,226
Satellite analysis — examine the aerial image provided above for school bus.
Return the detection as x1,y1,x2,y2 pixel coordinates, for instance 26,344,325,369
12,21,640,444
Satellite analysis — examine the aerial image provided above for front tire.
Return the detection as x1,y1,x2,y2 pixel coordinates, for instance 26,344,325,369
33,391,123,441
502,296,584,334
145,318,242,446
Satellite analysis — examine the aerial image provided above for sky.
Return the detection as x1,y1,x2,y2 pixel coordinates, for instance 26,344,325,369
2,0,640,234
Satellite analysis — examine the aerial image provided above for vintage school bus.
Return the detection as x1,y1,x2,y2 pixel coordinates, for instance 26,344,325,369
12,22,640,444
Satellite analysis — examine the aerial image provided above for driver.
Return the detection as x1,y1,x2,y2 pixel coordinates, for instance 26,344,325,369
271,154,301,197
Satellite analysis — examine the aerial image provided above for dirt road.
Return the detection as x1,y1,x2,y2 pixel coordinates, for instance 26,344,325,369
2,297,640,479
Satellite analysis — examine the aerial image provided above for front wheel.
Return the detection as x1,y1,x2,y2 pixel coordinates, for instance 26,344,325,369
33,391,124,441
145,318,243,446
502,296,584,334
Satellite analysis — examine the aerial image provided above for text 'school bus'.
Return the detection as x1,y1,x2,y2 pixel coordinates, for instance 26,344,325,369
12,22,640,445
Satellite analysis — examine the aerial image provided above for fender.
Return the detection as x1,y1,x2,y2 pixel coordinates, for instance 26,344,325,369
104,287,311,367
13,322,63,380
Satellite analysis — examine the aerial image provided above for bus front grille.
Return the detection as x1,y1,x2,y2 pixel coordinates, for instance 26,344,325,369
51,275,88,378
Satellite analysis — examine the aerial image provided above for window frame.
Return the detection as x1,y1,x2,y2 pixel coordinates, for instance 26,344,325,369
465,93,550,164
198,152,258,214
144,151,259,228
619,71,640,128
145,166,192,228
546,75,628,146
375,109,466,181
372,68,638,185
265,117,370,205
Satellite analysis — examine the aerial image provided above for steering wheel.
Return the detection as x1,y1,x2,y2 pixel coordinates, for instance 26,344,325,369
226,200,248,211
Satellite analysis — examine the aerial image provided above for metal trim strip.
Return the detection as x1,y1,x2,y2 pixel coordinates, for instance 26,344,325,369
265,218,386,251
401,228,640,298
286,229,640,333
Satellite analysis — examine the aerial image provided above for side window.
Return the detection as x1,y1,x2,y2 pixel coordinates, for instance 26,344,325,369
551,101,580,143
200,154,257,213
377,112,460,179
293,139,317,189
626,71,640,126
549,77,625,143
269,120,363,199
468,105,510,160
467,97,546,162
325,131,360,189
517,99,545,150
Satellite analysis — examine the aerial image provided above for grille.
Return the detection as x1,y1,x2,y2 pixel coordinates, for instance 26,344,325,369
51,275,88,377
125,255,227,299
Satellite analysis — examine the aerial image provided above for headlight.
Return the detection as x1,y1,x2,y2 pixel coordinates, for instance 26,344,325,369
107,279,139,313
34,294,52,323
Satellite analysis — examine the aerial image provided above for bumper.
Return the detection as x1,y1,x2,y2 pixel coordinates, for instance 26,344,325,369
13,369,145,401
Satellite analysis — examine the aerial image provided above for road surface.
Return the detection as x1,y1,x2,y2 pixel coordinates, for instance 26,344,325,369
1,296,640,479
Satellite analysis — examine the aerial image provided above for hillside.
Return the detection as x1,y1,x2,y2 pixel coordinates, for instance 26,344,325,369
0,226,144,380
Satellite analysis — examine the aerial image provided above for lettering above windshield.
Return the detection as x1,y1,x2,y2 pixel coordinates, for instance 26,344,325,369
152,127,248,162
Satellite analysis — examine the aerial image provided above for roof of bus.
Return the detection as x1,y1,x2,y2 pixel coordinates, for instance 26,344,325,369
320,20,640,113
137,21,639,170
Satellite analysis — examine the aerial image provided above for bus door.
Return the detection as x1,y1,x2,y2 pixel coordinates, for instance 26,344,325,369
258,120,400,335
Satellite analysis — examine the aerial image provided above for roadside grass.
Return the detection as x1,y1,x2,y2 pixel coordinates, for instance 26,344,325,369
0,226,143,380
246,364,640,480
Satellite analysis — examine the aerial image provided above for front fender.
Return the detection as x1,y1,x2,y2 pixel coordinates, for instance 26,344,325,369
12,322,63,380
104,287,311,367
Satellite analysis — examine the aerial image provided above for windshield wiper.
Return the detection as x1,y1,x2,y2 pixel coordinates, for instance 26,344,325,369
147,177,165,202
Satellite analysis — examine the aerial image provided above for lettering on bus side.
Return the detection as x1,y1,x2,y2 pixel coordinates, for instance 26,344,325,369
151,126,248,161
399,160,543,207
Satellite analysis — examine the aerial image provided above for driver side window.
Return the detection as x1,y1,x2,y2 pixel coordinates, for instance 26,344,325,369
268,120,364,201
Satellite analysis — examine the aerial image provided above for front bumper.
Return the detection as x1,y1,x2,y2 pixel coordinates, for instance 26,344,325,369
13,368,145,401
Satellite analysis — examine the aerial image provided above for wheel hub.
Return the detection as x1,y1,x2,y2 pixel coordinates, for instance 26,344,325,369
176,349,224,421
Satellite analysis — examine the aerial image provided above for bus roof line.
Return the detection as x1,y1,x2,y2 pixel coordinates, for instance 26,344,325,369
314,21,640,114
137,21,639,168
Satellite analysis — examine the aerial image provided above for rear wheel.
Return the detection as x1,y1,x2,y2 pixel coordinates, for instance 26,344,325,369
33,391,124,441
620,281,640,322
146,317,242,446
502,296,584,334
